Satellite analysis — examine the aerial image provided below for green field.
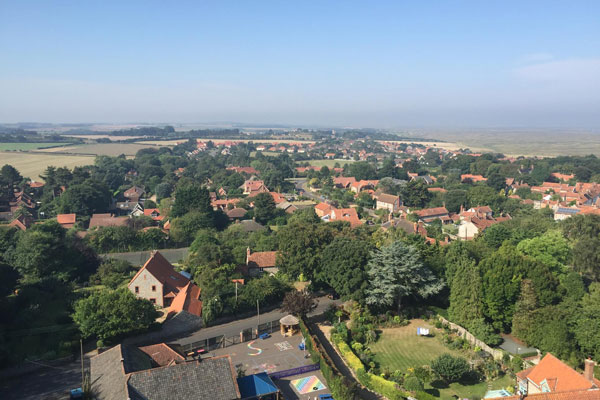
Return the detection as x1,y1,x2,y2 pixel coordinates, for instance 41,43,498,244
371,320,464,370
307,159,355,168
0,142,70,151
371,320,513,399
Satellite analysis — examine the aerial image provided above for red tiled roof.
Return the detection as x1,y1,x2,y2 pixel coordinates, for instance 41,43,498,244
415,207,449,217
89,214,129,229
247,251,277,268
29,181,45,188
138,343,185,367
330,207,362,227
57,213,76,224
461,174,487,182
168,282,202,317
526,353,596,393
491,389,600,400
315,202,332,211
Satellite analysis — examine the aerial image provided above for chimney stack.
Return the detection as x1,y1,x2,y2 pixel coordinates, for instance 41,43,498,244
585,358,595,382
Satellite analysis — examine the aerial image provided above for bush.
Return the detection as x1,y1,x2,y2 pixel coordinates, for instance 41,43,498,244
416,391,437,400
337,341,365,372
404,376,424,392
367,373,406,400
431,353,471,383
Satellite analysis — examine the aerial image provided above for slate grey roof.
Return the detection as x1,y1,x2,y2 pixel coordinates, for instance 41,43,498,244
127,357,240,400
90,345,129,400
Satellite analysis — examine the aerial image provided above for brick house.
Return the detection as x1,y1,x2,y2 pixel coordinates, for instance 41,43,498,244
241,179,269,195
414,206,451,224
512,354,599,397
375,193,401,213
128,251,192,308
124,185,145,202
246,248,278,275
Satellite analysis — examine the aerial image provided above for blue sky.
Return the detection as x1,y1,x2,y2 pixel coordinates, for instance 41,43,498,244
1,1,599,127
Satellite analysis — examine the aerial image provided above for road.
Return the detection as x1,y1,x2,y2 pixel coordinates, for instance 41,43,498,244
172,296,339,346
294,178,322,201
0,357,90,400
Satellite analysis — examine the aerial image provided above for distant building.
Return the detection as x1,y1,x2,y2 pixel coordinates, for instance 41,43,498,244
375,193,401,213
246,248,278,275
56,213,76,229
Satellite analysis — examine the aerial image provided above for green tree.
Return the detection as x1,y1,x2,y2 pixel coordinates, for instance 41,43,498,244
90,259,134,289
319,236,372,302
253,192,277,224
73,288,159,342
576,283,600,359
511,279,538,344
444,189,468,213
448,258,484,328
486,173,506,191
0,164,22,188
365,241,442,313
276,221,336,279
517,230,570,273
171,184,212,217
57,181,111,216
431,354,470,383
401,180,431,208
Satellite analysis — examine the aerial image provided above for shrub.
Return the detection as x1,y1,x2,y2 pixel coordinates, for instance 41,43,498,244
431,353,471,383
337,340,365,372
415,391,437,400
368,373,406,400
404,376,424,392
434,320,443,329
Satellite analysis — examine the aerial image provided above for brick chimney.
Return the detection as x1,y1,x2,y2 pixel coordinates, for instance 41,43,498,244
584,358,595,382
246,247,251,265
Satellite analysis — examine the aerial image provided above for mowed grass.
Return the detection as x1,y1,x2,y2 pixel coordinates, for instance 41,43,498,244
0,152,95,180
370,319,463,371
371,319,514,399
0,142,71,151
307,159,355,168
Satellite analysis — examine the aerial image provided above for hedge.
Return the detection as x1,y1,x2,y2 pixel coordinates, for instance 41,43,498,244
331,333,410,400
298,319,358,400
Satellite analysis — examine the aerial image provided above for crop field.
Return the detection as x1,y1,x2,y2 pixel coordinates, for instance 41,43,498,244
135,140,187,146
0,152,95,180
306,159,355,168
37,143,159,156
0,142,71,151
196,138,315,144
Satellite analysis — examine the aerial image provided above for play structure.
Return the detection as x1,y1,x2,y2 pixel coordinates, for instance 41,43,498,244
279,314,300,336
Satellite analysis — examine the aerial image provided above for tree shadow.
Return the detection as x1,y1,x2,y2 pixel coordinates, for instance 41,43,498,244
430,379,449,389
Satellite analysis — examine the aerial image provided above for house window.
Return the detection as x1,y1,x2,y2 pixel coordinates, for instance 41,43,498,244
151,285,156,292
150,298,156,304
135,286,139,294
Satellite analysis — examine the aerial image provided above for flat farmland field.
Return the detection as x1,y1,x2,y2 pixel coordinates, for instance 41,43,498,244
38,143,159,156
0,143,71,151
0,152,95,180
197,138,315,144
307,159,355,168
135,140,187,146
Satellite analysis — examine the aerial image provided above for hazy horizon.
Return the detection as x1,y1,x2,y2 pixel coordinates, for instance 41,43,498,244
1,1,599,128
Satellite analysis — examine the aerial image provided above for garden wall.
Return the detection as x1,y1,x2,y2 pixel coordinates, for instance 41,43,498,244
437,316,509,361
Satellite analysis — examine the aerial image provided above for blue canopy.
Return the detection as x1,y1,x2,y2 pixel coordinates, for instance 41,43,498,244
237,372,279,399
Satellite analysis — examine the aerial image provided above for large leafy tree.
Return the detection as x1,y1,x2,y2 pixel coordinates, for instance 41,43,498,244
6,221,98,283
253,192,277,224
276,221,336,280
431,354,470,383
517,230,570,273
365,241,442,313
401,180,431,208
57,181,111,216
319,236,372,302
73,288,159,342
171,184,212,217
576,283,600,360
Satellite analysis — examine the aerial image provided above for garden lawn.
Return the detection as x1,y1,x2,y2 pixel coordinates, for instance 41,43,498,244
307,159,355,168
370,319,464,371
